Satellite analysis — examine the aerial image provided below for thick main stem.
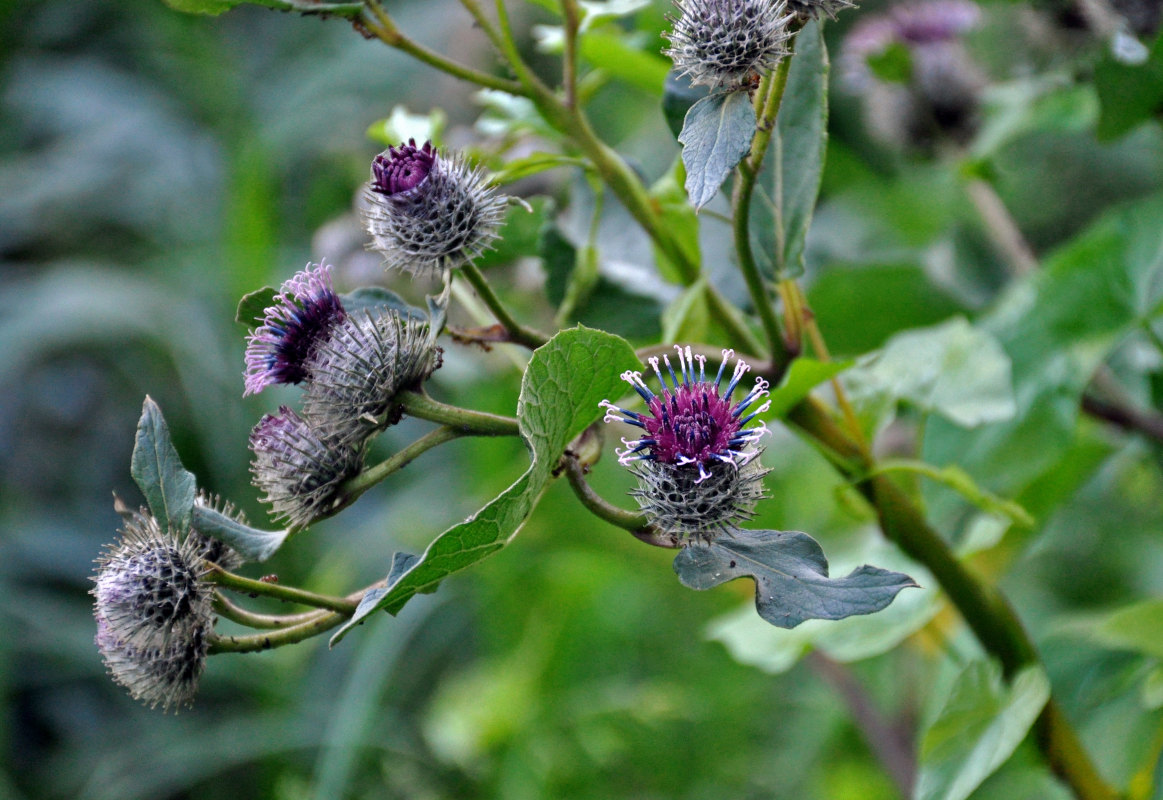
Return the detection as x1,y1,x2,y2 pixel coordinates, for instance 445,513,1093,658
785,396,1116,800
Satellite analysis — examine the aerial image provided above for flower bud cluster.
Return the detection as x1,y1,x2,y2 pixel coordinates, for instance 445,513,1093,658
244,262,441,528
92,509,216,711
601,346,772,541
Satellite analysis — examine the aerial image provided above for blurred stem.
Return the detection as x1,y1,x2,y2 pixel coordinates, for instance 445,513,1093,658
964,177,1038,277
785,395,1117,800
398,390,521,436
554,187,603,327
283,0,363,18
733,46,797,373
363,1,525,95
213,591,332,630
459,263,550,349
797,283,867,449
208,610,348,654
342,426,466,498
457,0,507,55
206,567,359,615
561,0,581,108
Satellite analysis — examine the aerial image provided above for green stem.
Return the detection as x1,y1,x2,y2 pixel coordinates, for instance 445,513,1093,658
785,396,1116,800
459,263,550,349
561,0,581,108
342,426,466,498
398,390,521,436
208,611,348,654
562,457,683,548
213,591,329,630
206,567,359,615
732,49,796,374
457,0,507,56
363,0,525,95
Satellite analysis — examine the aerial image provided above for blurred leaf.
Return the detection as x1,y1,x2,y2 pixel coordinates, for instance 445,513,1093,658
678,91,755,210
1142,667,1163,709
580,32,669,96
236,286,278,328
190,503,288,563
872,461,1033,527
916,662,1050,800
970,78,1098,162
924,193,1163,491
766,358,851,418
866,42,912,84
807,263,966,357
1089,599,1163,660
474,90,557,139
649,157,701,284
340,286,429,322
476,197,554,269
331,327,639,644
847,317,1016,428
662,70,710,140
673,529,917,629
661,280,712,343
131,397,196,533
491,154,584,186
750,19,829,279
162,0,361,16
1095,32,1163,141
366,105,447,148
578,0,650,28
707,539,939,672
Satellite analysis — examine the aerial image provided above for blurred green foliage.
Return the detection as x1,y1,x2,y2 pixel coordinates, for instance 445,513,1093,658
3,0,1163,798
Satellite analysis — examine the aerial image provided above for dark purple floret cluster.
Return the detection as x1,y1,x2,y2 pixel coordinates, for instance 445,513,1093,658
371,139,436,196
244,263,346,396
602,346,770,482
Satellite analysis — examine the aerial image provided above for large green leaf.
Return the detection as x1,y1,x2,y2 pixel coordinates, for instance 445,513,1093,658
750,19,829,279
330,327,639,645
130,397,196,533
673,529,917,629
924,193,1163,492
678,90,756,210
916,661,1051,800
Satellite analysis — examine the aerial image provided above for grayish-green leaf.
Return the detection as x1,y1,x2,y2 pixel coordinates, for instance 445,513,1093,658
340,287,428,322
678,90,756,210
750,19,828,279
673,529,917,629
916,661,1051,800
662,70,710,140
331,327,640,645
846,317,1016,428
190,504,288,563
236,286,277,328
131,397,196,533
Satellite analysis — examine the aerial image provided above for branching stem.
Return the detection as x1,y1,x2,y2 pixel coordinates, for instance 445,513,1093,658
398,390,521,437
459,262,550,349
209,611,348,653
206,567,359,615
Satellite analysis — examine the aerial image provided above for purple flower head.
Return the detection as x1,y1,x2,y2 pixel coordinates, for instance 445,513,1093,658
371,139,437,196
244,263,347,396
601,347,771,540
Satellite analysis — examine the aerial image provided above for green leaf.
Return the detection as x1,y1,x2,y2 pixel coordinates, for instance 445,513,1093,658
330,327,640,645
340,287,429,322
766,358,852,419
365,105,447,148
661,281,712,344
130,396,196,533
190,503,289,563
872,461,1034,528
866,42,912,84
678,90,756,210
236,286,277,328
707,539,939,673
1090,598,1163,660
847,317,1016,428
750,19,828,279
673,529,917,629
970,78,1098,162
580,32,669,96
1095,32,1163,141
662,70,710,140
649,157,701,284
916,662,1051,800
490,155,584,186
476,197,555,269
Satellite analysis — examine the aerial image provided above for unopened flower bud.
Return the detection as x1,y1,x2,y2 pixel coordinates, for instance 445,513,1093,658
92,510,213,711
249,406,363,528
302,310,441,445
244,263,347,396
664,0,794,90
601,346,771,540
362,140,505,278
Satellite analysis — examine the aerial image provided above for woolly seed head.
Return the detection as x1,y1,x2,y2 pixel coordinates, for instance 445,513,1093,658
663,0,794,89
244,263,346,396
601,346,772,539
302,310,441,446
249,406,363,529
92,510,213,711
362,140,506,278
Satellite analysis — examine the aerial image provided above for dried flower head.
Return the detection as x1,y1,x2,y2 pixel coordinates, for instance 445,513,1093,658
664,0,795,89
92,510,213,711
362,140,505,278
244,263,347,396
302,310,441,445
249,406,363,528
601,346,771,539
